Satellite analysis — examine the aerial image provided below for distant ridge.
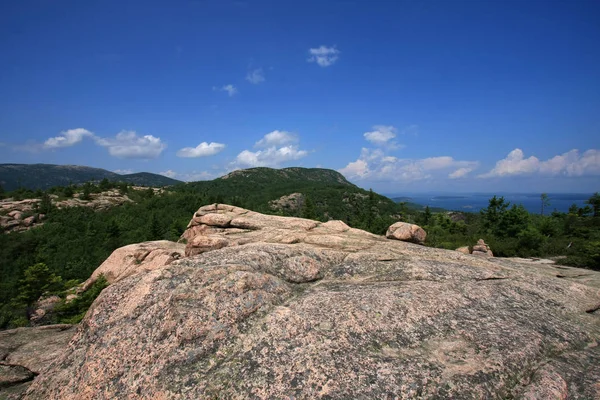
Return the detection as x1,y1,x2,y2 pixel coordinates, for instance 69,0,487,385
0,163,182,191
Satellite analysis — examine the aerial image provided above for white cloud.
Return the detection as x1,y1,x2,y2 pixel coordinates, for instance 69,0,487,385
255,130,297,148
246,68,265,84
176,142,226,158
214,84,238,96
364,125,396,146
95,131,166,159
339,159,369,178
113,169,134,175
159,170,177,178
449,167,473,179
307,46,340,67
232,130,308,168
340,148,479,183
479,148,600,178
43,128,94,149
236,146,308,168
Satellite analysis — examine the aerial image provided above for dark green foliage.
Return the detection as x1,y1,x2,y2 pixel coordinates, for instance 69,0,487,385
0,189,204,328
540,193,550,215
302,195,317,220
63,185,74,198
586,192,600,217
0,163,183,191
16,263,63,306
416,193,600,266
37,192,54,214
99,178,111,191
53,275,108,324
81,184,92,200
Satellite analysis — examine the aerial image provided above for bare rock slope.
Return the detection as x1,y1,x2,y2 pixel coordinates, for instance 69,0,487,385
24,204,600,399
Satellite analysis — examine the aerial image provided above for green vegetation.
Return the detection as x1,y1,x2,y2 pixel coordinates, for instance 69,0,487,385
404,194,600,268
0,167,598,330
174,167,401,233
0,163,182,191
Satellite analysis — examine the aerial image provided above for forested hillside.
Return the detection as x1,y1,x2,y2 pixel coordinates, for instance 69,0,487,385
1,167,598,331
0,163,182,191
175,167,401,232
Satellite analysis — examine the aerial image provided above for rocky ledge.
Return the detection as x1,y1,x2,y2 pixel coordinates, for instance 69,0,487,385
11,204,600,399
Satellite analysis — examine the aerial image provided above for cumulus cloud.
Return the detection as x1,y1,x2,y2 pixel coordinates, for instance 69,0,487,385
214,84,238,96
236,146,308,168
95,131,166,159
43,128,94,149
232,130,308,168
307,46,340,67
339,148,479,183
246,68,265,84
176,142,226,158
364,125,397,146
255,130,297,148
479,148,600,178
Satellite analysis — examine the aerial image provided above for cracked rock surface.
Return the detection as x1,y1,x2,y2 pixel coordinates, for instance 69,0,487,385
21,204,600,399
0,325,75,399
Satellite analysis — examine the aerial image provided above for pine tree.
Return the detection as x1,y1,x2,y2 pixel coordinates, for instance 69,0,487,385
38,192,53,214
302,195,317,220
540,193,550,215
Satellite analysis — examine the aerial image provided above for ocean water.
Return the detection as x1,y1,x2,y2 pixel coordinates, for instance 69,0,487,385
385,193,593,214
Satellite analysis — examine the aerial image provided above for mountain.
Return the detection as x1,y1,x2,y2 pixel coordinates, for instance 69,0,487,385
178,167,400,231
0,164,182,191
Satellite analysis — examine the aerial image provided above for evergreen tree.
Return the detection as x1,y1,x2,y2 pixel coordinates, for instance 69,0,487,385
540,193,550,215
38,192,53,214
99,178,111,191
586,192,600,217
423,206,432,226
302,195,317,220
82,184,92,200
16,263,63,306
63,185,74,198
149,213,163,240
481,196,509,235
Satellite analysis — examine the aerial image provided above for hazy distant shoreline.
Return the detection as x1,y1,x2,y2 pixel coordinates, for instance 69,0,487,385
385,193,593,214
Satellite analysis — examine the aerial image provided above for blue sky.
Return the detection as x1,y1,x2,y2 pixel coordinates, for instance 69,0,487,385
1,0,599,193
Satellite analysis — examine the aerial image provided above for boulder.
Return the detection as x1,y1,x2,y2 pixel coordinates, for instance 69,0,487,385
386,221,427,244
79,240,185,291
183,203,377,256
456,246,470,255
8,210,23,220
22,215,36,227
23,206,600,399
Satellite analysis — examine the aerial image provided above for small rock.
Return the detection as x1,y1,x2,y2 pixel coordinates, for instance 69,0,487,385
22,216,36,227
456,246,470,255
